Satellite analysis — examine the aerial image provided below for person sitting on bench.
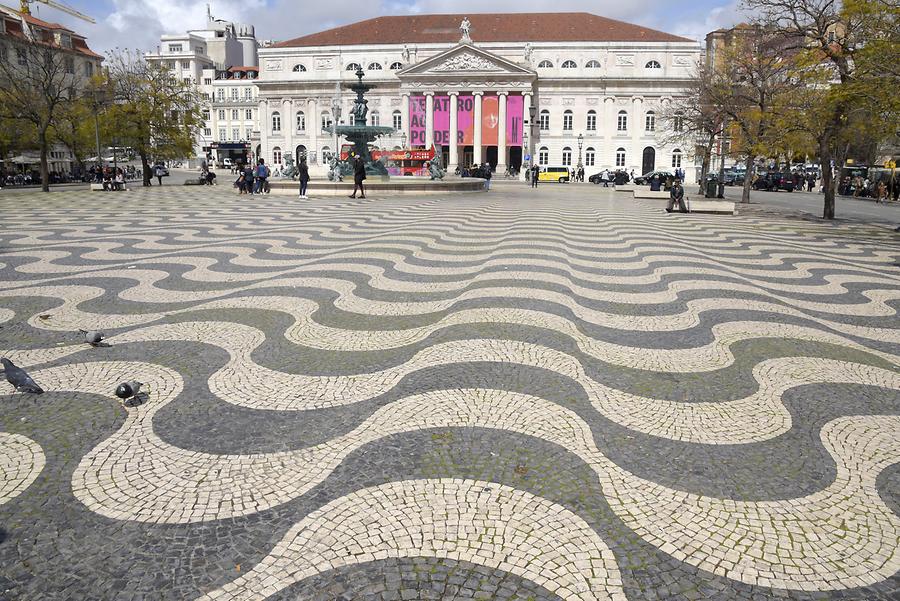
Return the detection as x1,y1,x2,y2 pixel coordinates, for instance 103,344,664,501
666,178,688,213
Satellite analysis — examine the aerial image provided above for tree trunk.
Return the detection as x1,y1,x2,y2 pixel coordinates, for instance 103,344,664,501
741,154,755,204
39,130,50,193
140,152,151,187
820,135,835,220
698,132,715,195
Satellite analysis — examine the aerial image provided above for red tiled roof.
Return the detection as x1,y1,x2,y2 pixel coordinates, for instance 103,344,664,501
0,4,102,59
276,13,694,48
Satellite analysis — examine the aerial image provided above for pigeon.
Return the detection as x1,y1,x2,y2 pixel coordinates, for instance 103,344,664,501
79,329,106,347
1,358,44,394
114,381,142,401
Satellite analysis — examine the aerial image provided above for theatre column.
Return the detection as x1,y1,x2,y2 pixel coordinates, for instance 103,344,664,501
497,92,508,174
425,92,434,149
448,91,459,172
307,98,318,164
401,93,410,146
473,92,483,165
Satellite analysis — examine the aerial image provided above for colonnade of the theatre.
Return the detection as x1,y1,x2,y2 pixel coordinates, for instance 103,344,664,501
396,91,531,172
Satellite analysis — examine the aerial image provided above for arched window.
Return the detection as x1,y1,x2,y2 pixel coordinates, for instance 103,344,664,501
292,64,306,72
390,62,403,70
585,147,596,167
346,62,362,71
272,146,282,165
645,60,662,69
563,110,573,131
673,112,684,132
392,110,402,130
585,60,601,68
645,111,656,132
537,60,553,68
271,111,281,133
370,111,380,126
616,147,626,167
617,110,627,132
321,111,332,131
586,110,597,131
562,146,572,166
561,60,577,69
296,111,305,131
672,149,683,169
367,62,383,70
538,146,549,165
539,109,550,131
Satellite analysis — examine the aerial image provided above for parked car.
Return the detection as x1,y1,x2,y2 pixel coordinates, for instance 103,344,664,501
153,162,170,177
538,167,571,183
723,169,746,186
588,171,613,185
633,170,674,186
752,172,794,192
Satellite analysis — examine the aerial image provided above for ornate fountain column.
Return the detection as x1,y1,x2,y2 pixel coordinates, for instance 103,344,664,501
497,92,508,174
448,91,459,172
473,91,483,165
424,92,434,149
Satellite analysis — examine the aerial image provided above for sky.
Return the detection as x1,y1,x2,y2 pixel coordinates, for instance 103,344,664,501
20,0,746,56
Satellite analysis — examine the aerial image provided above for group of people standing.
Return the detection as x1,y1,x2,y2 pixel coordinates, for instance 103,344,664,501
233,159,273,195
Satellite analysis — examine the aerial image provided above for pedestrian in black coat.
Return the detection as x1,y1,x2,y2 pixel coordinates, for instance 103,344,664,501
350,155,366,198
297,158,310,199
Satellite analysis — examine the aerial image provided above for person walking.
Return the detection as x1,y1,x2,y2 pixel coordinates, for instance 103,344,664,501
666,178,688,213
531,164,539,188
349,155,366,198
483,162,492,191
297,157,310,199
154,163,164,186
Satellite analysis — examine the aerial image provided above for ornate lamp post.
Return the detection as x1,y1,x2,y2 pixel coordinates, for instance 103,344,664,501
331,82,342,165
576,132,584,175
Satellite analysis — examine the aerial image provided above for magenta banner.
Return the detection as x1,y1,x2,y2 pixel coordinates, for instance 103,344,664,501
506,95,524,146
433,95,450,146
457,94,474,145
409,95,426,147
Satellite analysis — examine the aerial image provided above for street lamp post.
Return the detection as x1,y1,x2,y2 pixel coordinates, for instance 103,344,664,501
577,133,584,179
527,105,537,177
331,82,342,166
401,132,407,150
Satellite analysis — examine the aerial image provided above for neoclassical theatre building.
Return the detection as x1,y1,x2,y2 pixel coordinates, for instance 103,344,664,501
254,13,701,180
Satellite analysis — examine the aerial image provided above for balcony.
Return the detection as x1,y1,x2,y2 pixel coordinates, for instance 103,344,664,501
212,97,257,106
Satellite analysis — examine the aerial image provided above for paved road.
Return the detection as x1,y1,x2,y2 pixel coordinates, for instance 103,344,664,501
1,185,899,600
721,186,900,226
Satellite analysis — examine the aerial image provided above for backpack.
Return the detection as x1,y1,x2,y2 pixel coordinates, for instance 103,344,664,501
258,165,268,178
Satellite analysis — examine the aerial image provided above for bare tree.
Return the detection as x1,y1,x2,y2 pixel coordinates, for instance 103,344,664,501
744,0,899,218
703,27,799,203
659,62,725,195
0,36,84,191
101,49,202,186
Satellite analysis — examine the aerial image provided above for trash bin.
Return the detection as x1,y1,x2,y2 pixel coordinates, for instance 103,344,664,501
705,176,718,198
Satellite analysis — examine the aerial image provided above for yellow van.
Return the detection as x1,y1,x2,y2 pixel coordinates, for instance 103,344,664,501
538,167,571,183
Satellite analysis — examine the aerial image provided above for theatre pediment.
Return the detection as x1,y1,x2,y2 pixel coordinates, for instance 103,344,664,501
397,43,535,79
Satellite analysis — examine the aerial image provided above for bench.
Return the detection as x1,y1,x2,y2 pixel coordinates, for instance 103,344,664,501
615,185,636,193
687,199,736,215
90,183,128,191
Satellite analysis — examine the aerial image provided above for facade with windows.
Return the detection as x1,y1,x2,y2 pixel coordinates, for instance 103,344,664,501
255,13,700,180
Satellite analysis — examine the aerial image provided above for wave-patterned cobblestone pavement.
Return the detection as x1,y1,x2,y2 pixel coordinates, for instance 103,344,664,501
1,186,899,600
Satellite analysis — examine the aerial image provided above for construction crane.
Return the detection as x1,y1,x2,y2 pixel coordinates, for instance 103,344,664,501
19,0,95,24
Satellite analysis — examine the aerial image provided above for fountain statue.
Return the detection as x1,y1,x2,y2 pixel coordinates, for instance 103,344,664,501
327,67,395,178
280,154,298,180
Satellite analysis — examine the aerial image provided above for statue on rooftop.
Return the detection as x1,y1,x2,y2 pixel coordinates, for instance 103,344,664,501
460,17,472,42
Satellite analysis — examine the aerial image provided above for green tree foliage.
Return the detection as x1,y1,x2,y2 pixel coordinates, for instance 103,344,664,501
101,49,202,186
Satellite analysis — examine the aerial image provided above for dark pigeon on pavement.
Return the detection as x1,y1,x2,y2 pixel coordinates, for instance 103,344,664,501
1,358,44,394
79,329,108,347
114,381,142,401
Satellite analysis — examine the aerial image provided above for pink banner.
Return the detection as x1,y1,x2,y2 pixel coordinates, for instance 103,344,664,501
433,95,450,146
506,95,524,146
457,95,474,145
409,95,426,147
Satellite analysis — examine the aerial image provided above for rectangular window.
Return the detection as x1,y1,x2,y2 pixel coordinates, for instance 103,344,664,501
617,113,627,131
563,113,573,131
64,57,74,74
245,109,253,120
218,128,226,141
203,127,212,136
393,112,402,130
84,61,93,77
243,88,252,100
586,113,596,131
585,151,595,166
231,109,238,120
671,153,682,168
230,87,238,100
216,89,224,101
201,109,210,121
218,109,225,120
232,128,240,141
616,150,626,167
203,78,212,85
538,149,548,165
168,44,182,53
201,93,210,101
562,149,572,166
539,112,549,131
183,77,190,84
181,61,190,70
645,114,655,131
